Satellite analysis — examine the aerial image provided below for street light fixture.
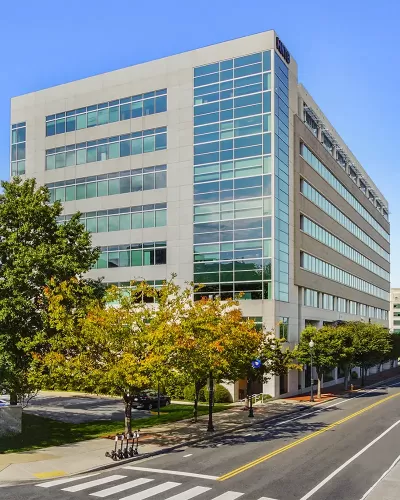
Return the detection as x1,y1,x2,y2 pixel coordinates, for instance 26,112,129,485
309,339,315,402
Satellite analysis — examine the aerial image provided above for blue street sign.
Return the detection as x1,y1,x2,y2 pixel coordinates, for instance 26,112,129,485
251,359,262,369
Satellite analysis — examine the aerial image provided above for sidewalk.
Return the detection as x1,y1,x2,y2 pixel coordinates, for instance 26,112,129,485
362,457,400,499
285,365,400,403
0,366,399,484
0,399,307,483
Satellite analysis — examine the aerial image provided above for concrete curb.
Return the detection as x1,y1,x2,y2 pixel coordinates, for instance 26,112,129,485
4,373,400,485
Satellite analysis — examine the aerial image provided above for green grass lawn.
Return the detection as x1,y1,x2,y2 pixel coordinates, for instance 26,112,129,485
0,403,228,454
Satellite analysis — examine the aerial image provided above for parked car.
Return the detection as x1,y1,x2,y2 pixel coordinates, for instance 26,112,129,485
131,390,171,410
0,399,8,407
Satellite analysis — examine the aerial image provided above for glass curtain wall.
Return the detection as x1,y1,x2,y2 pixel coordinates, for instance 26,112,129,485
274,54,289,302
193,51,273,300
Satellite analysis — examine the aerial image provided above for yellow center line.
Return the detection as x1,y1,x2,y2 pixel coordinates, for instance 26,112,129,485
218,392,400,481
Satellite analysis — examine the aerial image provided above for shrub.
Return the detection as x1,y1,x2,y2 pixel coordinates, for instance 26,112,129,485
160,375,187,400
351,370,359,379
183,385,207,402
213,384,232,403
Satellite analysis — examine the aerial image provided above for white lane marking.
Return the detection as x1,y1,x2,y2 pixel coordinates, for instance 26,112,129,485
165,486,211,500
299,419,400,500
119,481,181,500
183,454,193,457
257,497,279,500
90,478,154,497
37,473,100,488
210,492,243,500
359,453,400,499
62,475,126,492
123,466,218,480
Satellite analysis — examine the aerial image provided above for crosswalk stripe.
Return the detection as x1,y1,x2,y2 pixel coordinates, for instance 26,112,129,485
37,473,100,488
210,492,244,500
119,481,181,500
90,478,154,498
62,475,126,492
123,466,218,480
257,497,279,500
164,486,212,500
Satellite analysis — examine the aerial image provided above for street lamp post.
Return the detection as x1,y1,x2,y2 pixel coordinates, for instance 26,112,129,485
249,358,262,418
309,340,315,402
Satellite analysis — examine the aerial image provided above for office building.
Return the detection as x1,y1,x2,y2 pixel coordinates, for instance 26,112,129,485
390,289,400,333
10,30,390,398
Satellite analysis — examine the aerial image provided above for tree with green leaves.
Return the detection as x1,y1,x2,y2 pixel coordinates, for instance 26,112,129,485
41,281,158,433
0,178,100,404
346,321,392,386
295,325,351,398
229,324,297,409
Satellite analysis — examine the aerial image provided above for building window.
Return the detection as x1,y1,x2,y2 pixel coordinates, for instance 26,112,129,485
45,127,167,170
300,252,389,301
300,180,389,261
245,316,263,331
359,304,367,316
349,301,357,315
394,304,400,309
304,288,318,308
337,152,346,168
337,298,347,313
279,317,289,339
10,122,26,176
349,166,357,182
322,293,334,310
360,180,367,194
46,89,167,137
322,132,333,153
368,191,375,204
47,165,167,203
58,203,167,233
394,320,400,326
300,143,389,239
300,215,389,281
304,110,318,136
93,241,167,269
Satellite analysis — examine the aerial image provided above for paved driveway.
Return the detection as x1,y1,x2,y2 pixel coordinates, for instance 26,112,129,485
1,392,149,423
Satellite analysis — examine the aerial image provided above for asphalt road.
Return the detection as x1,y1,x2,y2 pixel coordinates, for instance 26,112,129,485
1,393,148,423
3,378,400,500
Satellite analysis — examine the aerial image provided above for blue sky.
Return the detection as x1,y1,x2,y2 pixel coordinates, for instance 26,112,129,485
1,0,399,282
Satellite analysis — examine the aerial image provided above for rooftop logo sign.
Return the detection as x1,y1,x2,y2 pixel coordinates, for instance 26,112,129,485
276,37,290,64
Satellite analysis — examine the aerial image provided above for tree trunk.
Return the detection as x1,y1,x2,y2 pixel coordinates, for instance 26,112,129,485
361,363,365,387
9,391,17,406
317,374,322,399
193,380,202,423
123,396,132,434
343,364,349,390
